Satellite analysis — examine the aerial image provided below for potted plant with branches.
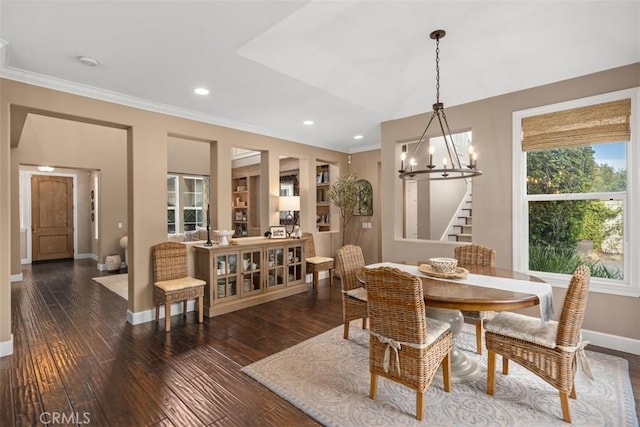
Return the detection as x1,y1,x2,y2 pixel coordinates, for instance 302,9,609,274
328,173,359,246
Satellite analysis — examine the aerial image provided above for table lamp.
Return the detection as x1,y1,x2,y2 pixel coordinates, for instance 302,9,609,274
279,196,300,237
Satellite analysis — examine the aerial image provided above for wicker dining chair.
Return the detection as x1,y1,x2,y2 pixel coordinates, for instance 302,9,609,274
335,244,367,339
365,266,452,420
485,265,591,423
152,242,206,332
454,244,497,354
303,232,334,289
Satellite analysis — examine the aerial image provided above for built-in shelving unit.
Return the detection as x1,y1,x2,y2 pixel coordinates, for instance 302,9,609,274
232,176,249,237
316,164,331,232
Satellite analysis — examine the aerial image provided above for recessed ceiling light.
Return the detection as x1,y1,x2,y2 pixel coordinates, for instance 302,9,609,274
354,135,363,140
194,87,210,96
303,120,314,125
77,56,99,67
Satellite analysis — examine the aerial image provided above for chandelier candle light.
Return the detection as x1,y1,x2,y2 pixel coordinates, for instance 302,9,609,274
399,30,483,181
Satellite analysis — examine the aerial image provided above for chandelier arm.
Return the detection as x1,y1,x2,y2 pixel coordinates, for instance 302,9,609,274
440,110,464,169
434,112,461,169
408,111,438,160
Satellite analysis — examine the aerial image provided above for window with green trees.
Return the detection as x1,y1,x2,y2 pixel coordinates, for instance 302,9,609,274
526,143,625,280
514,92,635,294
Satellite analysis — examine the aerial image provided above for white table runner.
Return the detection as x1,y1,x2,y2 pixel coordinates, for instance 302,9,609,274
365,262,555,325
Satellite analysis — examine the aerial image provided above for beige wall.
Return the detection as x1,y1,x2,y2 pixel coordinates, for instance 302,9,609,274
0,79,347,350
381,63,640,340
0,78,10,349
167,137,211,176
347,149,381,265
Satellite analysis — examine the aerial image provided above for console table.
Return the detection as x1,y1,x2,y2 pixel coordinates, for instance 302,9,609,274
193,236,309,317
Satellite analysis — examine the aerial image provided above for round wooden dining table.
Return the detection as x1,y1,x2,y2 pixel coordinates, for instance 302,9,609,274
357,264,545,383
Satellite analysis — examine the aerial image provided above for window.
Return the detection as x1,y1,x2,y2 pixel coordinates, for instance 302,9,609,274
167,175,205,233
513,89,638,296
182,176,204,231
167,175,177,233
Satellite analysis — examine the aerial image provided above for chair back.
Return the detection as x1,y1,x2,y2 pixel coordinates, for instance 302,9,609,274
556,265,590,348
336,245,365,292
454,244,496,267
152,242,188,282
302,232,316,258
365,266,427,346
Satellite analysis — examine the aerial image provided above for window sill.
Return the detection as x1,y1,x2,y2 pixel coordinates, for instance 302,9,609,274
529,270,640,298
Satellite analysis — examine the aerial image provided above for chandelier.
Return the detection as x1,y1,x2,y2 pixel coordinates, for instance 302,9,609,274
399,30,482,181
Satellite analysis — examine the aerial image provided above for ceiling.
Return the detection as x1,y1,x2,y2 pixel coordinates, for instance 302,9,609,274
1,1,638,153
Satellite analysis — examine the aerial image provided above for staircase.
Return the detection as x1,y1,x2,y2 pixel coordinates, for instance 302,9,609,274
447,196,472,242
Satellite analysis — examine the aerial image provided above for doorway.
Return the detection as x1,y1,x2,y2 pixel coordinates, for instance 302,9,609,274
31,175,74,261
20,169,82,265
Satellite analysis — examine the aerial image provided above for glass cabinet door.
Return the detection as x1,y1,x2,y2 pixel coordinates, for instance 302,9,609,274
287,243,304,284
241,249,262,295
266,247,285,288
215,253,238,300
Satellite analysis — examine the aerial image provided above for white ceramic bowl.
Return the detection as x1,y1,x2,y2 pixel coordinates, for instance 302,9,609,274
213,229,235,246
429,257,458,273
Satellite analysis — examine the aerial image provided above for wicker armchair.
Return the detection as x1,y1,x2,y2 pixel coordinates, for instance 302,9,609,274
454,244,496,354
152,242,206,332
335,245,367,339
485,265,591,423
303,232,334,289
365,266,452,420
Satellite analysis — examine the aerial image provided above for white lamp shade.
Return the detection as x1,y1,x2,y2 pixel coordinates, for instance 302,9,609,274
279,195,300,211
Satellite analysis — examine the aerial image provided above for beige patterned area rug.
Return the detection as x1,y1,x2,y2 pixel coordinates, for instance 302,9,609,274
242,321,638,426
92,274,128,300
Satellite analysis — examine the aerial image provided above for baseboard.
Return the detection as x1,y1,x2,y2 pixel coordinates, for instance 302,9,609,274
0,334,14,357
10,273,23,283
96,262,125,271
583,328,640,355
127,300,197,325
75,253,95,260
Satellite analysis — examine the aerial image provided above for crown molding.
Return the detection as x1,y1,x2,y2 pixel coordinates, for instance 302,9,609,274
0,65,342,151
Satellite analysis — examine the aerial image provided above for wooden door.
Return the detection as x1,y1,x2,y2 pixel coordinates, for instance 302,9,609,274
31,175,74,261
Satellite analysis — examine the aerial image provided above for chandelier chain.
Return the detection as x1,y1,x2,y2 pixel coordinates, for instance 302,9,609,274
435,36,440,104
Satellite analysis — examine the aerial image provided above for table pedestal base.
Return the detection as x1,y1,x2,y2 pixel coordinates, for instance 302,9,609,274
427,307,480,383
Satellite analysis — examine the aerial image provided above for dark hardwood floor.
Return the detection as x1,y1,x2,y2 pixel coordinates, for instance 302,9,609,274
1,259,638,426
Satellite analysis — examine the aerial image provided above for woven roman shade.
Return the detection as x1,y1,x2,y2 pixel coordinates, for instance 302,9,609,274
522,99,631,152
